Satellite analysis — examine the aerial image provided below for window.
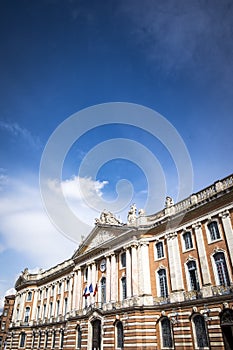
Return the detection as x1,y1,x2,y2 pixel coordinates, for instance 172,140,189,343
84,268,88,282
161,318,173,348
19,332,26,348
208,221,220,241
3,308,8,316
52,331,56,348
183,232,193,250
38,331,42,348
187,261,200,291
121,277,127,300
44,331,49,348
31,331,36,348
158,269,168,298
60,329,64,348
156,242,164,259
121,252,126,268
27,291,32,301
49,301,53,318
43,304,46,320
76,325,82,349
64,298,68,315
24,307,30,323
1,322,5,331
37,306,40,320
214,252,230,286
56,300,60,317
66,279,70,291
116,321,124,349
193,314,209,348
101,277,106,303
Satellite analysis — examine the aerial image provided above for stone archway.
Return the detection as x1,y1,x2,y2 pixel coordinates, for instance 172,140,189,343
92,319,101,350
220,308,233,350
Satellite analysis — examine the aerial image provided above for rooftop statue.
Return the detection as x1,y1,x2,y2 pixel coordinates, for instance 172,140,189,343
95,209,122,226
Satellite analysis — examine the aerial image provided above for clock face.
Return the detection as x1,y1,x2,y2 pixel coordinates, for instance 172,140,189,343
100,259,106,272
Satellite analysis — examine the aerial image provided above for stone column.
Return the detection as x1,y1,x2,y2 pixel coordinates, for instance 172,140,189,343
166,232,184,302
110,253,117,302
193,222,212,297
106,255,111,302
91,261,96,304
31,290,38,320
126,247,132,298
139,241,152,304
219,210,233,266
19,292,26,321
131,243,139,296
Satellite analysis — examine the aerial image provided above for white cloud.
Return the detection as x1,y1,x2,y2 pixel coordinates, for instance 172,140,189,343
0,121,41,149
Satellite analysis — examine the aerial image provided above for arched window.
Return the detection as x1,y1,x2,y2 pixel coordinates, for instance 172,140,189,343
121,277,127,300
183,232,193,250
187,261,200,291
101,277,106,303
76,325,82,349
158,269,168,298
214,252,230,286
19,332,26,348
116,321,124,349
27,291,32,301
161,317,173,348
208,221,220,241
193,314,209,348
24,307,30,323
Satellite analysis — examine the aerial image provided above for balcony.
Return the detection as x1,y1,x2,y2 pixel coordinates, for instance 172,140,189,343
183,290,202,301
153,296,170,305
212,284,233,296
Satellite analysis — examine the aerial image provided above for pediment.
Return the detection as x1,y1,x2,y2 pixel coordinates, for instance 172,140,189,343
72,224,132,258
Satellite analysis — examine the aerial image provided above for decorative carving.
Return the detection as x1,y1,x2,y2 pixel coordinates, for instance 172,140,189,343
89,230,115,248
138,208,145,216
95,210,122,226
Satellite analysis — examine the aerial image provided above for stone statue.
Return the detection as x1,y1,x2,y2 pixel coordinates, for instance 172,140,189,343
165,196,174,208
127,203,137,225
95,210,122,226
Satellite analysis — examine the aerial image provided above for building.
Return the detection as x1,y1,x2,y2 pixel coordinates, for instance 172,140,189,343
7,174,233,349
0,295,15,349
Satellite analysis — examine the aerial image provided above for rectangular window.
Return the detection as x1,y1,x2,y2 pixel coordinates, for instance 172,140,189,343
1,322,5,331
37,306,40,321
19,332,26,348
3,309,8,316
120,252,126,268
64,298,68,315
56,300,60,317
183,232,193,250
156,242,164,259
208,221,221,241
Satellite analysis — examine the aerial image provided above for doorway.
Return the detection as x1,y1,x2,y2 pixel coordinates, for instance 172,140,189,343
92,319,101,350
220,309,233,350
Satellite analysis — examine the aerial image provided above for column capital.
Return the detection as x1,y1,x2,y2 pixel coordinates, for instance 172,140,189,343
192,221,202,230
165,231,177,240
139,240,149,247
219,210,230,219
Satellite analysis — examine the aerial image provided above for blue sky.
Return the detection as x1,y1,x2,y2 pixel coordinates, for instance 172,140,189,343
0,0,233,307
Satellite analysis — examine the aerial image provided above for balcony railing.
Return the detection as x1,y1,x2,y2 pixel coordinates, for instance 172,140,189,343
183,290,202,301
153,296,170,305
212,284,233,296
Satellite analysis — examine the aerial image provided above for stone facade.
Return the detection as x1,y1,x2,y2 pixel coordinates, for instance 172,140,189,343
5,174,233,349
